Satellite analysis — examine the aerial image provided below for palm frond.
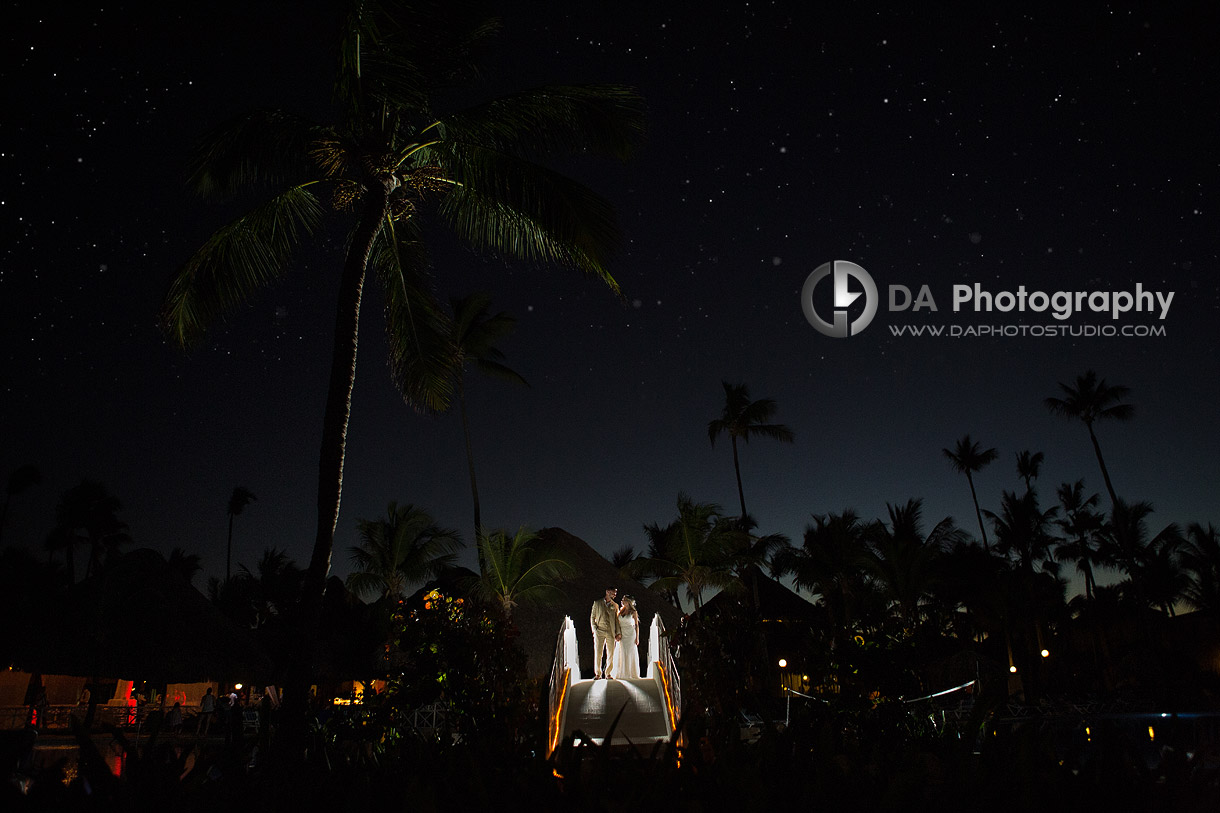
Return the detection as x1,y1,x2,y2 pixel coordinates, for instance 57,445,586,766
370,218,456,411
162,185,323,347
426,144,623,291
436,84,646,161
187,110,321,198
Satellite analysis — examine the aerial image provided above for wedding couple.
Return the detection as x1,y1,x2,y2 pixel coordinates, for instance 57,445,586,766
590,587,641,680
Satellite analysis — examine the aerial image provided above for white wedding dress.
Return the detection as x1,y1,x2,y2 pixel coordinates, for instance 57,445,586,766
610,613,641,679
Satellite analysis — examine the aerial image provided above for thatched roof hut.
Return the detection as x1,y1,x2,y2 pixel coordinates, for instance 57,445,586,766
511,528,682,679
26,548,272,683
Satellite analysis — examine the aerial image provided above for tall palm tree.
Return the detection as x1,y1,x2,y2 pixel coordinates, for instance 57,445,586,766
347,502,461,602
0,464,41,546
1181,522,1220,613
1053,480,1106,602
161,2,645,629
707,382,795,520
1044,370,1134,506
472,526,574,619
448,293,527,552
632,494,743,611
226,486,257,585
942,434,999,551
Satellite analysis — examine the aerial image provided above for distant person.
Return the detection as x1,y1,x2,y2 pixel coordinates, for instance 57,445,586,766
31,686,49,730
197,687,215,736
225,692,243,747
610,594,642,679
590,586,622,679
168,701,184,733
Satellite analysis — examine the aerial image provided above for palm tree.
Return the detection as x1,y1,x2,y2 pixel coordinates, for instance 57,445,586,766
610,544,637,576
632,495,743,611
161,2,645,630
863,499,961,630
45,480,130,583
707,382,795,520
235,547,305,629
1016,450,1044,495
346,502,461,602
986,490,1059,575
772,509,872,649
167,547,203,586
1053,480,1105,601
943,434,999,551
1181,522,1220,612
448,293,527,553
1100,498,1182,614
472,526,574,619
1044,370,1134,506
0,464,41,546
226,486,257,585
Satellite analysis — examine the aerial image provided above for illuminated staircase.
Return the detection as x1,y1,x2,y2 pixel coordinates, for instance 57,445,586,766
547,614,680,755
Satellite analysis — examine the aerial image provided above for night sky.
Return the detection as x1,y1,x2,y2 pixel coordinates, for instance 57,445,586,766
3,2,1217,596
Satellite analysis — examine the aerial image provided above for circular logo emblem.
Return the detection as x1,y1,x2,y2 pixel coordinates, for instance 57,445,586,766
801,261,878,337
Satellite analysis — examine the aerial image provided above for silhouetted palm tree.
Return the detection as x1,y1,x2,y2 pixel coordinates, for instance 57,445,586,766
235,548,304,629
167,547,203,586
45,480,130,583
772,509,873,649
943,435,999,551
1100,498,1182,615
473,526,574,619
633,494,743,610
0,464,41,546
986,490,1059,574
226,486,257,585
448,293,527,554
864,499,961,629
347,502,461,601
610,544,637,578
707,382,795,520
1181,522,1220,612
1016,450,1044,495
1045,370,1133,506
161,1,645,629
1053,480,1105,601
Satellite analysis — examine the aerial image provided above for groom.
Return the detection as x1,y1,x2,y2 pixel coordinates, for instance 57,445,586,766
590,587,622,679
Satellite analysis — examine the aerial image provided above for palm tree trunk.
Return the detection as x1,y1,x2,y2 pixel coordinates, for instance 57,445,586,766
305,184,389,602
731,436,747,519
458,378,484,569
282,185,388,761
1086,422,1120,506
966,471,990,552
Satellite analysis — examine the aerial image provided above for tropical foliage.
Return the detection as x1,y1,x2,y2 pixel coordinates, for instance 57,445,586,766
347,502,461,602
472,526,575,617
161,0,645,626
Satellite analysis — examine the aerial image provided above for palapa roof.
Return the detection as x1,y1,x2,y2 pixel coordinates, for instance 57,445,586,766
27,548,272,683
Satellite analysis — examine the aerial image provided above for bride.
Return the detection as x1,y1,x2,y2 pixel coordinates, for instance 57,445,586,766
609,594,641,679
